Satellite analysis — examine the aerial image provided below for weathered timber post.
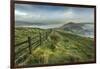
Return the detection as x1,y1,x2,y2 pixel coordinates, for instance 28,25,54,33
43,32,44,41
28,36,32,54
39,32,41,45
46,32,48,40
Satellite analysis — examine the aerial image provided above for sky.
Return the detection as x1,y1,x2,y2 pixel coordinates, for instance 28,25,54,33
15,3,94,28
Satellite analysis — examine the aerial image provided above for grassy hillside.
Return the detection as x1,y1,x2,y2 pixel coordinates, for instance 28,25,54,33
59,22,94,38
15,27,46,44
15,27,95,65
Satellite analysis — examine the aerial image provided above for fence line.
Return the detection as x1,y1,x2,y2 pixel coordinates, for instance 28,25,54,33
15,29,52,65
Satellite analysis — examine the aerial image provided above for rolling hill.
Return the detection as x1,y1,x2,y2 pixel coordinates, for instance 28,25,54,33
28,29,94,64
59,22,94,38
15,27,95,65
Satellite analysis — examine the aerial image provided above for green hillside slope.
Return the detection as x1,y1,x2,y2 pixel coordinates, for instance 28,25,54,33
15,28,95,65
27,30,94,64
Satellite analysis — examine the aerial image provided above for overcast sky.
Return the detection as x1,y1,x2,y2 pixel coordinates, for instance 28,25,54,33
15,3,94,26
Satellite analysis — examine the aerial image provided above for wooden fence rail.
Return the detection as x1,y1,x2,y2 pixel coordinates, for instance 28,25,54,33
15,29,52,65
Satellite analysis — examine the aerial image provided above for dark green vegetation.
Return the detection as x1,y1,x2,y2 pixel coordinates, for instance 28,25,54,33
15,27,95,66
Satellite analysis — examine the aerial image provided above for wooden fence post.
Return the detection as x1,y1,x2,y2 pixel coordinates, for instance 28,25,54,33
28,36,32,54
46,32,48,40
43,32,45,41
39,32,41,45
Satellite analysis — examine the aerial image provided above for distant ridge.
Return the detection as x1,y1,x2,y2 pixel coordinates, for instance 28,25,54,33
59,22,94,38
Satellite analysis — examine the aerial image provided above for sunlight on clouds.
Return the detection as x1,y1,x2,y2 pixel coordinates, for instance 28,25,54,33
15,10,27,16
64,10,75,18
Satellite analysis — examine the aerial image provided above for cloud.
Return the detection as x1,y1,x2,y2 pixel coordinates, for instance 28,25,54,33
15,10,27,16
15,4,94,24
